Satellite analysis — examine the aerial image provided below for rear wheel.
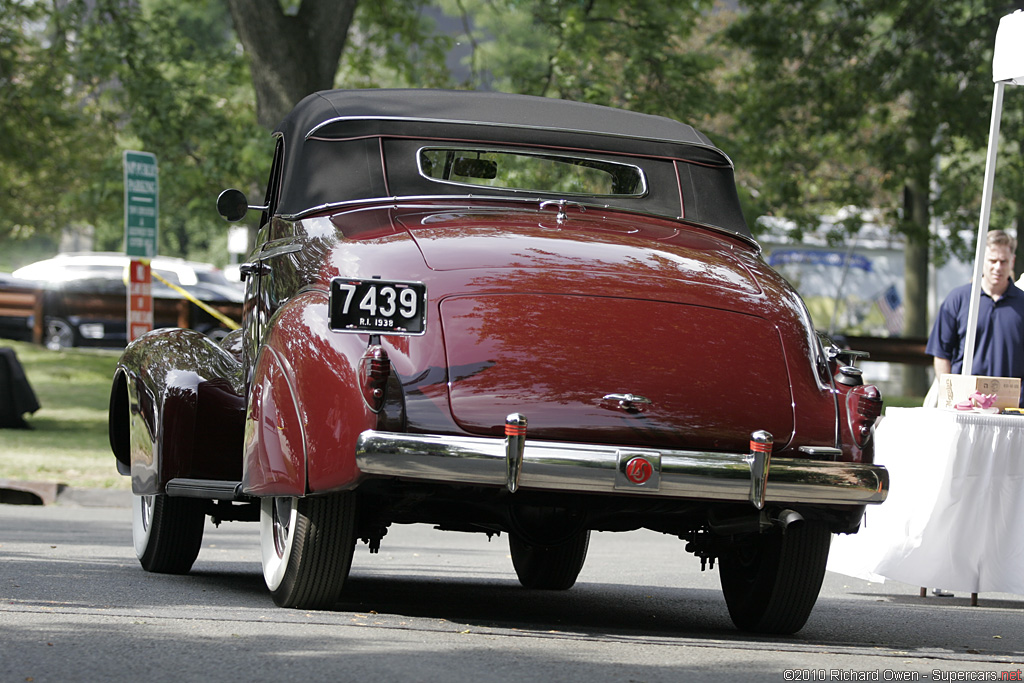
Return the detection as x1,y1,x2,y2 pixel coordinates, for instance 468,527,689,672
718,520,831,634
260,493,357,609
132,493,205,574
509,529,590,590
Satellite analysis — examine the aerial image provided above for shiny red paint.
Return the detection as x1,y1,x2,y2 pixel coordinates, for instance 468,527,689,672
320,203,839,452
440,292,799,450
229,198,857,497
243,345,306,496
113,183,868,498
243,289,381,495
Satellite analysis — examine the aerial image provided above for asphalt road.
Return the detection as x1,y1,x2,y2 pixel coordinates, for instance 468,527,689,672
2,496,1023,683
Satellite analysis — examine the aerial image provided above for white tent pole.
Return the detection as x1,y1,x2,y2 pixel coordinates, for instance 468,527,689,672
963,81,1005,376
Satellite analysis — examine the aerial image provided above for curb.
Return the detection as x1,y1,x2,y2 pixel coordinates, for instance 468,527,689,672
58,486,133,508
0,479,132,508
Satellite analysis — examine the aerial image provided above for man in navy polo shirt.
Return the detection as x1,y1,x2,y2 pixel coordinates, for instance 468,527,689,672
927,229,1024,407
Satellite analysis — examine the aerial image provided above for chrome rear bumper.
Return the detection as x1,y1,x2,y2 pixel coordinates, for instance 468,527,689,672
355,428,888,508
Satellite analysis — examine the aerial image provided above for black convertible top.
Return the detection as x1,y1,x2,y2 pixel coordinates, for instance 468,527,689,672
270,89,750,238
278,89,721,152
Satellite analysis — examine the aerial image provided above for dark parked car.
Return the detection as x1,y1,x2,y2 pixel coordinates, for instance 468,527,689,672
3,252,243,349
108,89,888,634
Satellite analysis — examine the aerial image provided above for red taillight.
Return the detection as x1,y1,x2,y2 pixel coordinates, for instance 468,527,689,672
847,384,882,448
359,345,390,412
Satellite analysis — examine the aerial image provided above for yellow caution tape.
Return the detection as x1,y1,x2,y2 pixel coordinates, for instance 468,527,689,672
149,269,241,331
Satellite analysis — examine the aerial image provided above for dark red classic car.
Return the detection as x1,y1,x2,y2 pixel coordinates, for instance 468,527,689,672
108,89,887,634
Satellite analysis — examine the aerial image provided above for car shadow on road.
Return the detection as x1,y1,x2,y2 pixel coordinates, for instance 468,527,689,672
183,562,737,637
340,572,740,637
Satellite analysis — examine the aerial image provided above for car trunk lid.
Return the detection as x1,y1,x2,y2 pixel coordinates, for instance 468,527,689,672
440,293,795,452
396,207,762,296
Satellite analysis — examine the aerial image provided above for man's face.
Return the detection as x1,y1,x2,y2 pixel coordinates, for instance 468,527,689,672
984,244,1015,291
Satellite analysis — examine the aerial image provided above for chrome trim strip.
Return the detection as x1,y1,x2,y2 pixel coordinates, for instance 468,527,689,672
799,445,842,457
355,431,888,506
286,197,761,251
259,241,303,259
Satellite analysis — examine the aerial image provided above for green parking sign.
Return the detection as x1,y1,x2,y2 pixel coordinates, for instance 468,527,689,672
123,150,158,258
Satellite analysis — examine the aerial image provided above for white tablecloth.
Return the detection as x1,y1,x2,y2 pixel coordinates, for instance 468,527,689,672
827,407,1024,594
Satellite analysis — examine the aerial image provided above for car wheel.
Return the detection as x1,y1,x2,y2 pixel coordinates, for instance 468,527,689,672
132,493,205,574
509,529,590,590
718,520,831,634
260,493,357,609
44,317,75,350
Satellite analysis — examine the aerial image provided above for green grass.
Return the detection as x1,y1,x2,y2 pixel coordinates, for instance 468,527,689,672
0,340,129,490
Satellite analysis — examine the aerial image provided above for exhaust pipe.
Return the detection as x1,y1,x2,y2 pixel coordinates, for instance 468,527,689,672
774,509,804,532
707,508,805,536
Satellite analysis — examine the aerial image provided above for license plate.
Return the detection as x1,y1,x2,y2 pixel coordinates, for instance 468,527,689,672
328,278,427,335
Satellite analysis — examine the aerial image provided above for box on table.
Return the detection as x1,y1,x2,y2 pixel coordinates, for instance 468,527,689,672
938,374,1021,410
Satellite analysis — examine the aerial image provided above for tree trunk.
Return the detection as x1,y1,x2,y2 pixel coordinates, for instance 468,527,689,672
903,180,931,398
225,0,359,129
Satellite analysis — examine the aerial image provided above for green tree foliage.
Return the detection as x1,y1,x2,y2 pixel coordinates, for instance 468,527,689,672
76,0,269,261
335,1,453,92
932,76,1024,270
723,1,1004,235
0,0,119,245
722,0,1024,273
2,0,452,263
724,0,1016,394
1,0,268,263
439,0,719,124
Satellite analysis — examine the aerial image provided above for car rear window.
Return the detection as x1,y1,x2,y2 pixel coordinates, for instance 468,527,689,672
418,147,646,197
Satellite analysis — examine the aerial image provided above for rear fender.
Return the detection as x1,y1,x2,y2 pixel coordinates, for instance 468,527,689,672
242,290,378,496
108,328,244,495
